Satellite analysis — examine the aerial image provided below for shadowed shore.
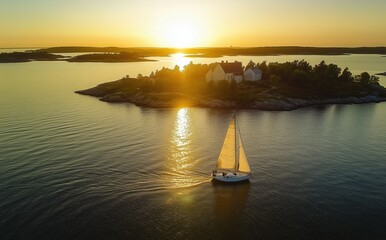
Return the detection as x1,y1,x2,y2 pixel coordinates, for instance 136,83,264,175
75,78,386,111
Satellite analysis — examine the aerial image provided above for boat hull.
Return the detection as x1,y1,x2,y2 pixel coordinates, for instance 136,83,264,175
212,173,251,183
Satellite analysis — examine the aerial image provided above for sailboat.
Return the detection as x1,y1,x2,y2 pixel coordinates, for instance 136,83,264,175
212,113,251,182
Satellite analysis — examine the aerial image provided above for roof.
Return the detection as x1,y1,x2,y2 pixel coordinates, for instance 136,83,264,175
219,62,243,75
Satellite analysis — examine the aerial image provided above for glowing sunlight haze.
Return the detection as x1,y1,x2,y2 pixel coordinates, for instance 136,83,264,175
0,0,386,47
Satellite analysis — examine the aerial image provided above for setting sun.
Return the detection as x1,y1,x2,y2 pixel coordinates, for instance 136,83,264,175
162,21,197,48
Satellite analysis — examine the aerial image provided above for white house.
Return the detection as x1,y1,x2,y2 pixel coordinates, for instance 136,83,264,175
205,61,244,83
244,67,262,81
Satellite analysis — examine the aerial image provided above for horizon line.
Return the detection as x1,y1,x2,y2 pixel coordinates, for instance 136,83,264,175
2,45,386,49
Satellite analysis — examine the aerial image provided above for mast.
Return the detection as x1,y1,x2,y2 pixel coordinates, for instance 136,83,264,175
234,112,238,174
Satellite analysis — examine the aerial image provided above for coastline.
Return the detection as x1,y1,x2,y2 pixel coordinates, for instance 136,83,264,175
0,51,155,63
75,89,386,111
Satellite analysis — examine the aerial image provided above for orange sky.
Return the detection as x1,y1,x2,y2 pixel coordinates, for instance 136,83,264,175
1,0,385,48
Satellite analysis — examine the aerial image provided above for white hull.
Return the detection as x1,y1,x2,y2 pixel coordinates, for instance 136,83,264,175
212,172,251,182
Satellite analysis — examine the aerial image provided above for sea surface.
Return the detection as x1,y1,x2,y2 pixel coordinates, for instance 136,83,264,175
1,52,386,239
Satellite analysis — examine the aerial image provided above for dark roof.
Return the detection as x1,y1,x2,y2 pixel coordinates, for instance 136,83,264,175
219,62,243,75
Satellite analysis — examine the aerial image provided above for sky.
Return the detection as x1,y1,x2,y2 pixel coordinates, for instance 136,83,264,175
1,0,386,48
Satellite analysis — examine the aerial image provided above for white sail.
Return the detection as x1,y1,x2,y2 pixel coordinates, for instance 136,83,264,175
216,117,236,170
237,134,251,173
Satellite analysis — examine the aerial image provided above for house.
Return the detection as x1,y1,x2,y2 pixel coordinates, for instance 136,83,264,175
244,67,262,81
205,61,244,83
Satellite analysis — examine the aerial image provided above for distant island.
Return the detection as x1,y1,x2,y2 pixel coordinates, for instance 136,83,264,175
76,60,386,110
0,51,64,63
0,51,154,63
67,52,155,62
3,46,386,63
40,46,386,57
184,53,224,58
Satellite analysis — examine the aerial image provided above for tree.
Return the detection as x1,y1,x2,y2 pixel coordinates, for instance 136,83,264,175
311,61,341,87
256,61,268,80
359,72,371,86
268,74,281,84
245,60,255,70
325,64,341,83
183,62,210,80
218,80,230,96
369,75,380,86
230,80,237,95
289,70,309,87
312,61,328,82
339,67,354,83
137,73,143,79
140,80,153,93
296,60,312,73
207,80,215,93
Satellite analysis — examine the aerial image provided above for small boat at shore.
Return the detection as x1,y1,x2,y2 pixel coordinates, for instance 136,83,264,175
212,113,251,182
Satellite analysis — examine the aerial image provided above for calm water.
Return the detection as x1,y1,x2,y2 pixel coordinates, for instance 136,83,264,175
1,54,386,239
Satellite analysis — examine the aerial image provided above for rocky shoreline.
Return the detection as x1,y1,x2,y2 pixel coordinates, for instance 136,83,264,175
75,88,386,111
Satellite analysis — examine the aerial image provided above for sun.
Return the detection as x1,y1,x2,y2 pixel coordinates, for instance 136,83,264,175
171,53,190,69
163,21,197,48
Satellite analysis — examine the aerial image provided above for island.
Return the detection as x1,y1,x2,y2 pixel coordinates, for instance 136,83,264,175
375,72,386,76
0,51,155,63
0,51,64,63
40,46,386,57
184,53,224,58
67,52,155,62
76,60,386,110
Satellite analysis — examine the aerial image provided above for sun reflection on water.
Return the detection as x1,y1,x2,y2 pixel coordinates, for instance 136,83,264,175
171,53,190,69
172,108,192,171
165,108,207,189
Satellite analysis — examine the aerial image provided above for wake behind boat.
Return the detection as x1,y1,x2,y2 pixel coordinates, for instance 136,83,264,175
212,113,251,182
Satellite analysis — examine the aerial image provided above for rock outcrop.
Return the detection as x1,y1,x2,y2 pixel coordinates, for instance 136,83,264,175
76,87,386,111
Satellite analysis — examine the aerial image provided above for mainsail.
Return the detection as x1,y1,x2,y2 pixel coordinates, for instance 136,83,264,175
216,117,236,170
237,134,251,173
